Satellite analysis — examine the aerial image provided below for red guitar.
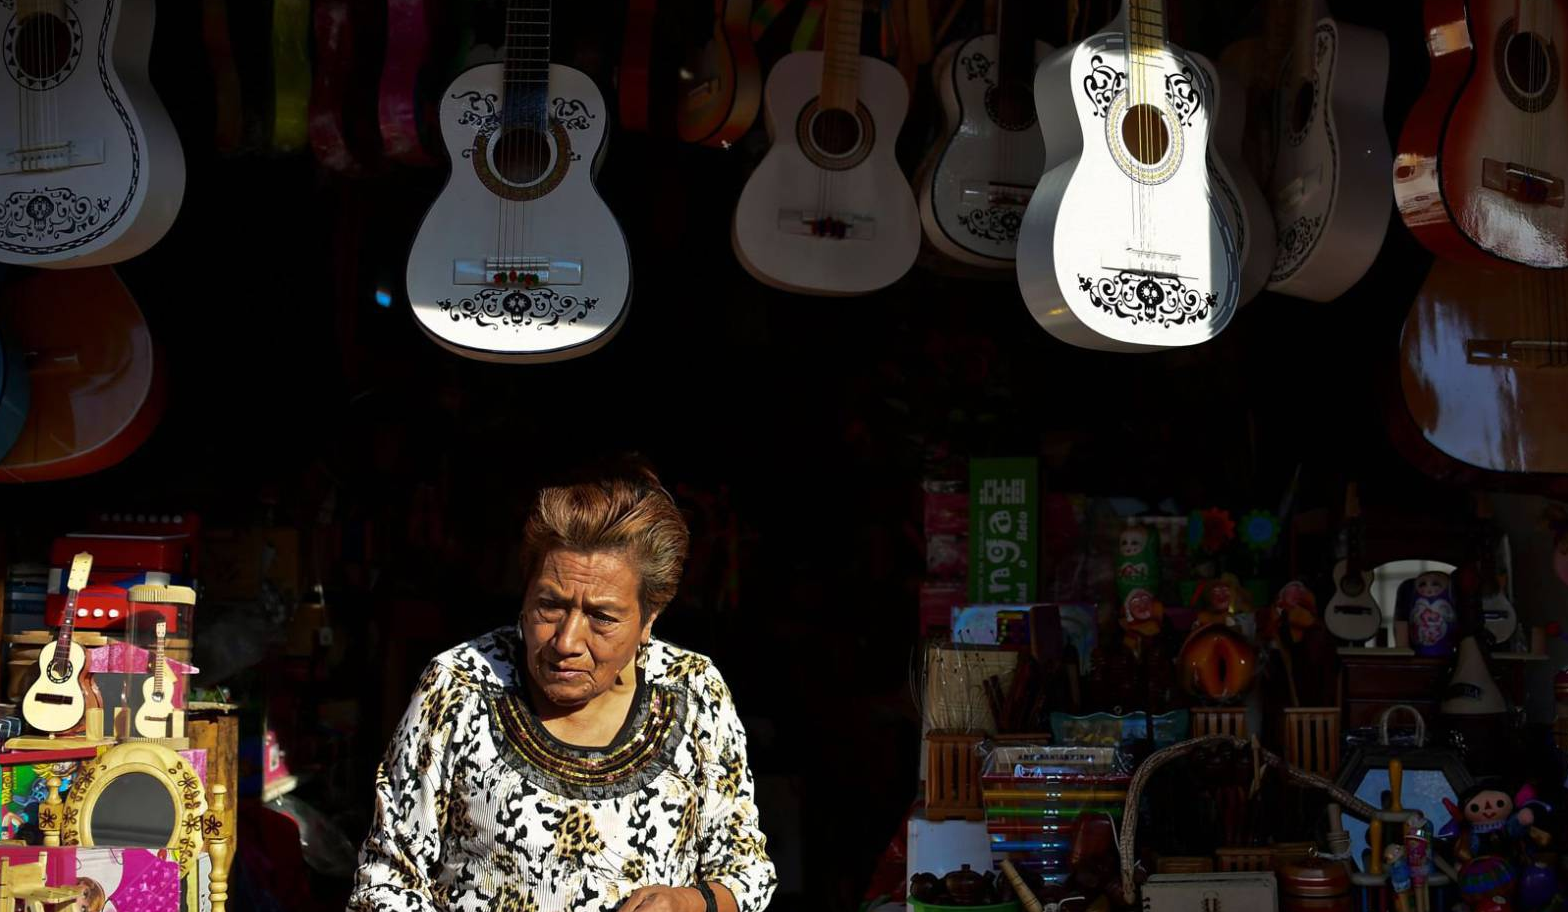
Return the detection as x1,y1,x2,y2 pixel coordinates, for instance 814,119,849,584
200,0,244,154
619,0,660,133
1395,0,1568,269
379,0,437,165
0,269,165,484
309,0,382,172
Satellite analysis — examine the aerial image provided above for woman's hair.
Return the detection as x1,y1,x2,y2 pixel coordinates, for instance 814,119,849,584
522,455,689,619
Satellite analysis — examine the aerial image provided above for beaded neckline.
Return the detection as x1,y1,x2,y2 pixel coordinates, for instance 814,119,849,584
490,668,688,801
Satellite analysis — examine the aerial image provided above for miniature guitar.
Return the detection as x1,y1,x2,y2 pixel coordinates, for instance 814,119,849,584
1255,0,1390,301
406,0,632,362
1473,494,1519,647
1324,484,1383,643
917,0,1052,267
677,0,762,147
0,0,185,267
1395,0,1568,268
1015,0,1242,350
21,553,93,733
379,0,437,165
132,621,183,739
200,0,245,154
732,0,921,294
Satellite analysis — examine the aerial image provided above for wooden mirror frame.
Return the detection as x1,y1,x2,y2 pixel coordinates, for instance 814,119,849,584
60,742,207,876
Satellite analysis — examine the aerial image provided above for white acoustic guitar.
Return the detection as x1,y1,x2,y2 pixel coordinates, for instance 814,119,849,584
1016,0,1242,351
21,552,93,733
732,0,919,294
917,0,1051,267
132,620,183,739
1256,0,1390,301
1324,484,1383,644
0,0,184,268
1209,65,1275,306
406,0,631,363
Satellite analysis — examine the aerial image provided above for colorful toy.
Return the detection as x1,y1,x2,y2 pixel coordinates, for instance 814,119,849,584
1115,524,1160,603
1402,570,1457,658
1118,587,1164,657
1176,623,1258,703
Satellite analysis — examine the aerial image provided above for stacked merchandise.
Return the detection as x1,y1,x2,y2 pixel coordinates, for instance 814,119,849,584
980,746,1127,887
0,517,236,912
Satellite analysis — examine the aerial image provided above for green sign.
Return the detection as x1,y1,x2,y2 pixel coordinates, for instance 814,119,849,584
969,457,1038,603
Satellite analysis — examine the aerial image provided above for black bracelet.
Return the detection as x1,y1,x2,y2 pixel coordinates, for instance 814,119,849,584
693,881,718,912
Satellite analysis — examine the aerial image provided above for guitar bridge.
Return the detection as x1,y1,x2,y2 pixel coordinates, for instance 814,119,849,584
0,139,105,175
1467,338,1568,366
777,210,876,240
960,181,1033,210
454,258,583,287
1482,158,1565,207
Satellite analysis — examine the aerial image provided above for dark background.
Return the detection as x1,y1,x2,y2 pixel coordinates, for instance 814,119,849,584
2,1,1536,909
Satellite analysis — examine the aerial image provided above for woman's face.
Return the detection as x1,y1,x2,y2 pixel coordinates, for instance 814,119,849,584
520,548,651,709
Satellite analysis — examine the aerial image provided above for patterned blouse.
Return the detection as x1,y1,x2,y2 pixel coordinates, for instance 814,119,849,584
349,628,777,912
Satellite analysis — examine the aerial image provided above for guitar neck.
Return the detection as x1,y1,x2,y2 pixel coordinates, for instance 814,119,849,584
1287,0,1316,87
820,0,865,112
56,592,78,655
153,640,165,695
502,0,551,129
1125,0,1166,56
995,0,1034,89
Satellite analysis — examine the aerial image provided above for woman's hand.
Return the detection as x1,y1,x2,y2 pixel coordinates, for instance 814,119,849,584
617,885,704,912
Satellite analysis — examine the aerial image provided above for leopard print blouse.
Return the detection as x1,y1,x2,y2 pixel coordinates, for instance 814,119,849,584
349,628,777,912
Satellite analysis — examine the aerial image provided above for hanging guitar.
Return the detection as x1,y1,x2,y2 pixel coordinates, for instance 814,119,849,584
1015,0,1243,350
917,0,1052,268
131,621,183,739
1395,0,1568,268
379,0,437,165
677,0,762,147
272,0,314,153
1398,259,1568,479
1252,0,1390,301
732,0,920,294
406,0,632,362
21,553,94,734
1324,483,1383,644
0,266,165,483
0,0,185,267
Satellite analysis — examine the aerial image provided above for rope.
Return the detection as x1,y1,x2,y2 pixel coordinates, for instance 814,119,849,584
1118,734,1378,897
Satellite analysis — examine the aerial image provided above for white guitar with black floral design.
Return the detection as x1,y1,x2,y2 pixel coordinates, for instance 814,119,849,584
0,0,184,268
1016,0,1241,351
407,0,631,363
917,0,1051,267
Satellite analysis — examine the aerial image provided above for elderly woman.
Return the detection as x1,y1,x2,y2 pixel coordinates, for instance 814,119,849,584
349,462,776,912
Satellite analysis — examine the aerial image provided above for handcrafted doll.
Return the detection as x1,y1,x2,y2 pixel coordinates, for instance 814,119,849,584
1405,570,1458,657
1116,524,1160,603
1119,587,1164,657
1386,843,1413,912
1262,580,1319,645
1447,781,1553,866
1406,811,1432,912
1194,573,1252,629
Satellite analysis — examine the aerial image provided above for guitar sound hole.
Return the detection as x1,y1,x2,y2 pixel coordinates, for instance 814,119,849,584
1506,30,1551,95
1120,104,1170,166
491,127,553,185
1340,577,1365,597
14,13,71,80
1288,80,1314,134
989,83,1036,132
810,108,862,157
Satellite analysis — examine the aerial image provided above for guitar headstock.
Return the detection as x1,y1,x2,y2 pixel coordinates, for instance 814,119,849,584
155,620,167,640
65,552,93,593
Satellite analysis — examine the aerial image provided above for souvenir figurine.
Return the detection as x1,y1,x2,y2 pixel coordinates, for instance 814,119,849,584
1194,573,1253,630
1177,622,1258,703
1406,811,1432,912
1263,580,1319,645
1387,843,1413,912
1404,570,1458,658
1119,587,1164,658
1116,524,1160,603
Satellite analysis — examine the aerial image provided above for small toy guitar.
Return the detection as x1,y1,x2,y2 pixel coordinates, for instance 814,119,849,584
21,553,94,733
132,621,183,739
1324,483,1382,643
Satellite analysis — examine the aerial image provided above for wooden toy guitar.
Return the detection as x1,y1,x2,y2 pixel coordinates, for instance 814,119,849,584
0,0,185,267
1255,0,1390,301
1015,0,1242,350
677,0,762,147
1395,0,1568,268
1473,493,1519,647
21,553,93,733
132,621,183,739
1324,483,1383,644
917,0,1052,268
406,0,632,362
732,0,920,294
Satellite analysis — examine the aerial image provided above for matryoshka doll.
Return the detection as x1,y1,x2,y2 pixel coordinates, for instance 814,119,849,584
1116,524,1160,604
1405,570,1458,658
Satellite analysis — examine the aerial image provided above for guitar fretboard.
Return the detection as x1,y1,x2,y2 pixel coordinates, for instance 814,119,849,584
502,0,551,130
820,0,865,112
1126,0,1166,56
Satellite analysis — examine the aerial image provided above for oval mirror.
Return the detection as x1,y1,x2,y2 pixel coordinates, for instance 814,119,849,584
88,772,177,847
